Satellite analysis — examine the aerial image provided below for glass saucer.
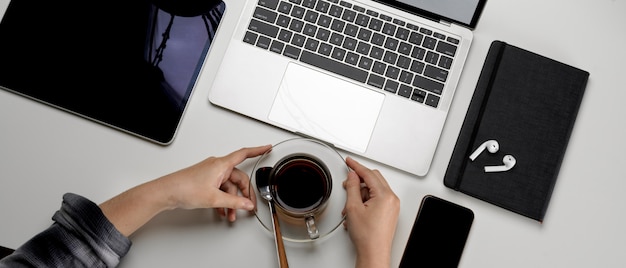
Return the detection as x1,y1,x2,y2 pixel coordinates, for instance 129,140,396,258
249,137,348,242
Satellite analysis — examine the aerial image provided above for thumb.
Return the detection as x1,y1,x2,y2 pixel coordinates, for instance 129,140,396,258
344,171,364,208
212,192,255,211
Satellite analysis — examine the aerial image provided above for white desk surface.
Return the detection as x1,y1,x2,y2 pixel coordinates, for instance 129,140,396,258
1,0,625,267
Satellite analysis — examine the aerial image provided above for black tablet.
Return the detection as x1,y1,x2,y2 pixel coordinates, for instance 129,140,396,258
0,0,225,144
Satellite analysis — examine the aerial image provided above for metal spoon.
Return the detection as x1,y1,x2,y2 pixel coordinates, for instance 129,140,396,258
256,167,289,268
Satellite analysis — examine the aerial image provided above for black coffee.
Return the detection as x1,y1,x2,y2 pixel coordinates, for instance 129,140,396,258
271,156,331,213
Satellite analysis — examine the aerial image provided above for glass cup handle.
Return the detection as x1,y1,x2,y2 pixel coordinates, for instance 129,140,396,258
305,215,320,239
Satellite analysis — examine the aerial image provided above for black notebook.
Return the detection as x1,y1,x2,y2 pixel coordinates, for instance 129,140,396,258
444,41,589,222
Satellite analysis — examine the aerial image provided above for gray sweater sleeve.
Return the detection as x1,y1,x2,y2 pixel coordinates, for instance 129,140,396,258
0,193,131,267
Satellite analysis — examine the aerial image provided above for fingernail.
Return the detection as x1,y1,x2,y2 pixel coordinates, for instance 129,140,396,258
244,200,254,210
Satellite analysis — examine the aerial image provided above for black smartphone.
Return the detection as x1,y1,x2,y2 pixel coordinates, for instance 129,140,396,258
399,195,474,268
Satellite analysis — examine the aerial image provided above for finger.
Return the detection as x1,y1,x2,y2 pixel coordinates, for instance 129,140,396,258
215,207,236,222
344,170,365,209
346,157,385,190
230,168,258,209
217,181,242,222
229,169,252,198
212,191,255,212
216,207,226,218
224,186,241,222
223,168,256,209
224,145,272,167
221,180,239,197
360,186,370,202
344,174,370,202
341,208,348,229
227,208,237,222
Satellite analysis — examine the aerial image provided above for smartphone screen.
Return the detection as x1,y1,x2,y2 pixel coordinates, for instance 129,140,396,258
399,195,474,268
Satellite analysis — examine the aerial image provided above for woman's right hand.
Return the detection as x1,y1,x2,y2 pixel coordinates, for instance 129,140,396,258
342,157,400,268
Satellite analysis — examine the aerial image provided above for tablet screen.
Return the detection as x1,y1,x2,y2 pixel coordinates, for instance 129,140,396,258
0,0,225,144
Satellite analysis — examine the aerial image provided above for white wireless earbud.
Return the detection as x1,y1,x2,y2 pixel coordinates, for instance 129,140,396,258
469,140,499,161
484,155,516,172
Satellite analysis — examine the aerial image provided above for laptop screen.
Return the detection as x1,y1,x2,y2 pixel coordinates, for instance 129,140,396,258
381,0,487,29
0,0,224,144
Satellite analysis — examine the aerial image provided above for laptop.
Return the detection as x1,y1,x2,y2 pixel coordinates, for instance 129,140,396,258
209,0,486,176
0,0,225,145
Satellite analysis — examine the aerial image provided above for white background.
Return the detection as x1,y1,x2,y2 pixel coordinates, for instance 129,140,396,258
1,0,625,267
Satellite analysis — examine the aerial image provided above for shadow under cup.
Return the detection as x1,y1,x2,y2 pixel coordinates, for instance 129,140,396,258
261,154,332,240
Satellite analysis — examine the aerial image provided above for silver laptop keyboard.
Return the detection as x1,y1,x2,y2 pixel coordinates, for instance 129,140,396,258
243,0,460,108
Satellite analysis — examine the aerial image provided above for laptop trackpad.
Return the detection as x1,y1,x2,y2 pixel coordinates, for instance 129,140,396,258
269,63,384,153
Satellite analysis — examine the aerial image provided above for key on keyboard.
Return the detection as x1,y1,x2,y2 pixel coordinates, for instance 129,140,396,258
244,0,459,108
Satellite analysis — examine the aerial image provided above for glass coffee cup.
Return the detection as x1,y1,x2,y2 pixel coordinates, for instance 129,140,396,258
260,153,332,239
250,138,348,242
